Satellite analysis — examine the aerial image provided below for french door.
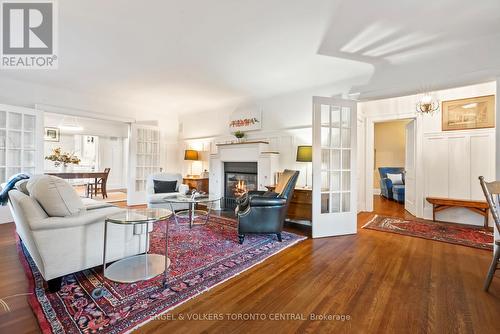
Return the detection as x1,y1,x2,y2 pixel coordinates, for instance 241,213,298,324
312,97,357,238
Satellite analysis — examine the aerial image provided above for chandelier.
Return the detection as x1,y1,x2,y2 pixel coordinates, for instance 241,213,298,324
416,93,439,114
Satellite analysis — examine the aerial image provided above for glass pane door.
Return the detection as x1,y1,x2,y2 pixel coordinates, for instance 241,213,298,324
320,105,352,214
312,97,357,238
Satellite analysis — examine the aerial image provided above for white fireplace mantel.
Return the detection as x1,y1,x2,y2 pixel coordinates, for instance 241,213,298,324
209,141,280,210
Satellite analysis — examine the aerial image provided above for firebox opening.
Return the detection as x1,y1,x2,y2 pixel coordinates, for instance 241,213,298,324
223,162,258,210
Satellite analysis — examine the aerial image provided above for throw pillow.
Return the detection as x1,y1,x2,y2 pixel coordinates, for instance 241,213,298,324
387,173,404,185
27,175,85,217
154,180,177,193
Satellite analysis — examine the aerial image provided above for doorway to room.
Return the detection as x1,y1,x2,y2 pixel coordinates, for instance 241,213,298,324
43,112,129,202
373,119,415,214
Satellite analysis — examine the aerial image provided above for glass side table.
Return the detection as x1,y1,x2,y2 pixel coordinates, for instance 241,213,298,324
164,194,221,228
103,208,172,287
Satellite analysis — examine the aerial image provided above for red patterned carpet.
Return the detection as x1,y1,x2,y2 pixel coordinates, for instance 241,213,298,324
362,215,494,250
18,216,306,334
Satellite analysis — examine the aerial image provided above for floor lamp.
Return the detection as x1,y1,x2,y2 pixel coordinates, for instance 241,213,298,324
184,149,199,177
296,145,312,188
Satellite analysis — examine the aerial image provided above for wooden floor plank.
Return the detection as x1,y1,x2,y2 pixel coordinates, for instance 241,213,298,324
0,196,498,333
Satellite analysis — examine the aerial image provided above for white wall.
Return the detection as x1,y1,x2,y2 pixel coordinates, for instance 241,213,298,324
360,82,496,226
179,82,360,187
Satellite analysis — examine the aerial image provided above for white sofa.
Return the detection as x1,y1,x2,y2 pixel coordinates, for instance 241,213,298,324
146,172,189,211
8,176,148,291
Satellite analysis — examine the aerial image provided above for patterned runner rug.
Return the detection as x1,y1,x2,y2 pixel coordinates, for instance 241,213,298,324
17,216,306,333
362,215,493,250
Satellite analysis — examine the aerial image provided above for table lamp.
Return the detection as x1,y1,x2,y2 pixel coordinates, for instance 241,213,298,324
296,145,312,188
184,149,199,177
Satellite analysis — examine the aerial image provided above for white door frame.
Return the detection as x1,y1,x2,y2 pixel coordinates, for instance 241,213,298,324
364,113,425,218
404,120,417,215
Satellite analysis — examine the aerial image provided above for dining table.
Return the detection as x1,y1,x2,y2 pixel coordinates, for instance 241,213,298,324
45,171,108,198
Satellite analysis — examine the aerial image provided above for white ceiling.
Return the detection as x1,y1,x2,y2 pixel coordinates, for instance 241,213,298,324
2,0,500,117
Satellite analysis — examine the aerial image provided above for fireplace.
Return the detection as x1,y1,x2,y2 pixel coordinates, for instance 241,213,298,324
223,162,258,210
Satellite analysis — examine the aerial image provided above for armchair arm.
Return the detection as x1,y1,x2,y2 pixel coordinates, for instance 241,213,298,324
178,184,189,195
380,177,393,190
249,196,286,207
248,190,266,196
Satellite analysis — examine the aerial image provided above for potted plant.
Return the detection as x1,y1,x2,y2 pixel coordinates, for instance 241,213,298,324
233,131,245,143
45,147,81,172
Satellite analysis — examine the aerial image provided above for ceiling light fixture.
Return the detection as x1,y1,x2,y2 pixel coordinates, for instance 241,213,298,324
416,92,439,114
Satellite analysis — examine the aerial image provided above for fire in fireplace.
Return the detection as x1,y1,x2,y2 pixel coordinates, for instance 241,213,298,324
223,162,258,210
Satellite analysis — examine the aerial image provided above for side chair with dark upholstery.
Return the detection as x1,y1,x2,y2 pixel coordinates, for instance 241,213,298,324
235,169,299,244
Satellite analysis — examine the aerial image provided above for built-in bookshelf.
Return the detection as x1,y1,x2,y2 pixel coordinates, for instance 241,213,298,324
0,108,38,183
127,124,161,205
134,127,160,191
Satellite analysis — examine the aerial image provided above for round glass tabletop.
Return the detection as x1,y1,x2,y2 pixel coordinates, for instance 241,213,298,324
163,193,221,204
106,208,172,224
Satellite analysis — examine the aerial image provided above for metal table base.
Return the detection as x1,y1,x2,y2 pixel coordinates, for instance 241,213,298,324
102,209,171,288
170,202,213,228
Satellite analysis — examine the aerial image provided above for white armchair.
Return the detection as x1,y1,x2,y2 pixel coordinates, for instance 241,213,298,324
8,177,148,292
146,172,189,211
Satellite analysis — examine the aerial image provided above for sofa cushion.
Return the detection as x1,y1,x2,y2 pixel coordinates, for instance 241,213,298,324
147,192,182,204
81,197,114,210
27,175,85,217
154,180,177,193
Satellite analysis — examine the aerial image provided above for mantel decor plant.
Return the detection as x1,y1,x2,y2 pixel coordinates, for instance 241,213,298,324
233,130,245,143
45,147,81,170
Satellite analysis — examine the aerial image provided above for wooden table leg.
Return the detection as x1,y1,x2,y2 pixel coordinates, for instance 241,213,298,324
102,179,107,199
94,178,98,197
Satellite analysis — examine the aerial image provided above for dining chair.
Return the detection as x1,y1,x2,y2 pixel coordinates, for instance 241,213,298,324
87,168,111,199
479,176,500,292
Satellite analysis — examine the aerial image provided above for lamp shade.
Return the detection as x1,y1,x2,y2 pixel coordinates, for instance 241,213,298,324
296,145,312,162
184,149,199,161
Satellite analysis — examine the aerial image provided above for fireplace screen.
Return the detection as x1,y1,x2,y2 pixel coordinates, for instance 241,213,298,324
223,162,258,210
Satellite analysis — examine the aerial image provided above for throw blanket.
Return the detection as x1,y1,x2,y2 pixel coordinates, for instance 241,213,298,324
0,173,30,206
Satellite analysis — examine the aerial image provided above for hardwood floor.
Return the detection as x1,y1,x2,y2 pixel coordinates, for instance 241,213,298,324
0,196,498,333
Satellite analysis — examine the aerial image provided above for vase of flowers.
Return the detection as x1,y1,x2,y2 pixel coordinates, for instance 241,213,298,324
45,147,81,172
233,130,245,143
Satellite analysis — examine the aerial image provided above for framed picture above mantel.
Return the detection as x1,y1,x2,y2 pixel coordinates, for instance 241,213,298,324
229,109,262,131
442,95,495,131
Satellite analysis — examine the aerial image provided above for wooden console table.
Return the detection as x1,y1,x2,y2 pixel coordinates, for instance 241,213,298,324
426,197,490,228
266,185,312,224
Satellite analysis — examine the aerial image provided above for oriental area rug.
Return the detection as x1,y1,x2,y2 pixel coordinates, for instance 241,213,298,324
362,215,493,250
18,216,306,334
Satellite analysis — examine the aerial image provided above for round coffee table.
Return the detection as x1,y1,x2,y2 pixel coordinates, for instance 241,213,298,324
103,208,172,287
164,194,221,228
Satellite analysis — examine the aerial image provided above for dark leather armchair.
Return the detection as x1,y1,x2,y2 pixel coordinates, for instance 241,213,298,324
236,169,299,244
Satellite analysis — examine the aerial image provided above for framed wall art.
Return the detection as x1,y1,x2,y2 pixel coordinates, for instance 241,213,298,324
442,95,495,131
44,127,60,142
